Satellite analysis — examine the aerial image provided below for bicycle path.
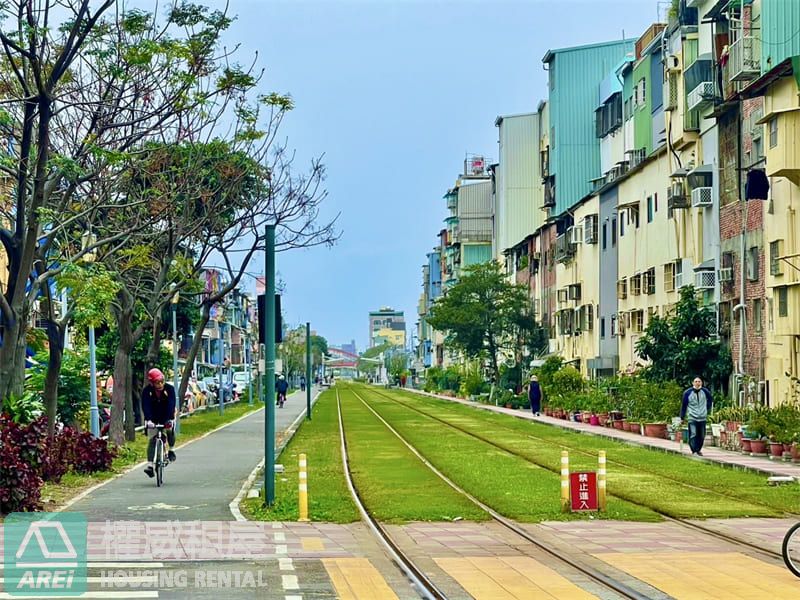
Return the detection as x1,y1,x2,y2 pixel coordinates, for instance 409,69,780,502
66,388,320,522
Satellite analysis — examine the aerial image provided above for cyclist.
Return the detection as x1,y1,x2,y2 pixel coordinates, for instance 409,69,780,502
276,374,289,408
142,368,177,478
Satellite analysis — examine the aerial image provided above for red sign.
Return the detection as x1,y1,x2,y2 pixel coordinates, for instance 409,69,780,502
570,472,598,512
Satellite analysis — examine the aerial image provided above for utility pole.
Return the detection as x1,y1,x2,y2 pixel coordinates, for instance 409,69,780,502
264,225,277,505
306,322,312,420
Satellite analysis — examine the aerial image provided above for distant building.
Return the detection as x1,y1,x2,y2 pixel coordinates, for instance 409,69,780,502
341,339,357,355
368,307,405,348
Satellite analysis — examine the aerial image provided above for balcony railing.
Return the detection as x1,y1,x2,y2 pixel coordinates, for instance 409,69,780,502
729,35,760,82
687,81,714,112
554,233,575,264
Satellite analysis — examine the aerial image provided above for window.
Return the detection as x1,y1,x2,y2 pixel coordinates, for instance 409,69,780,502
611,217,617,246
632,206,640,228
620,213,625,237
769,117,778,148
602,223,607,249
647,196,653,223
768,297,774,330
654,193,658,213
632,310,644,332
770,240,784,276
631,274,642,296
617,278,627,300
778,287,788,317
595,94,623,138
753,298,762,333
664,262,675,292
645,267,656,295
600,317,606,338
747,246,759,281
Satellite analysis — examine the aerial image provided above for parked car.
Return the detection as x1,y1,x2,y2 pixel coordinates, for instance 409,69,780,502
233,371,250,389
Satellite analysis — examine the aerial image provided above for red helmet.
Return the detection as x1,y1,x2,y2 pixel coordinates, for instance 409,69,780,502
147,368,165,383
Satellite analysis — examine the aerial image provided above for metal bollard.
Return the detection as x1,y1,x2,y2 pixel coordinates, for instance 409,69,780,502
298,453,309,522
598,450,607,511
561,450,570,513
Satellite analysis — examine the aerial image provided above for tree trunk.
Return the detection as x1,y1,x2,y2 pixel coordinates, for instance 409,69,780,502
0,315,26,403
110,301,135,446
43,319,66,438
145,313,164,370
177,304,211,402
125,369,135,442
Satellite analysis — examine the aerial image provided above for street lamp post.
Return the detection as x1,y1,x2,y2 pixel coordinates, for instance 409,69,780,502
247,332,254,406
306,322,311,420
171,289,181,434
81,229,100,438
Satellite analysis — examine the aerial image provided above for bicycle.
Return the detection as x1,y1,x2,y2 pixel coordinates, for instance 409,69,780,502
150,424,170,487
783,522,800,577
276,391,286,408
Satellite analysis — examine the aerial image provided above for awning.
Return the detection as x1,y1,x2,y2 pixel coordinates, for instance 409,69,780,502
694,259,715,271
670,166,691,178
617,199,641,209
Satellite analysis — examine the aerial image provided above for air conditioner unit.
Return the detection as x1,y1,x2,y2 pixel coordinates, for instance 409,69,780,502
665,54,680,72
718,267,733,283
687,81,714,112
667,181,689,209
568,225,583,245
568,284,581,301
557,288,568,303
694,270,716,290
691,186,713,208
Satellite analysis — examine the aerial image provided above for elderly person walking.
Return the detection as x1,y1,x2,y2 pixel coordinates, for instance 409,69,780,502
680,376,713,456
528,375,542,416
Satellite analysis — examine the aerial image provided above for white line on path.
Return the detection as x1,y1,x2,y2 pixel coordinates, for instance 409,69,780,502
276,544,288,555
281,574,299,590
274,532,286,542
0,563,165,570
0,594,158,599
0,576,158,584
279,558,294,571
58,407,265,513
285,596,303,600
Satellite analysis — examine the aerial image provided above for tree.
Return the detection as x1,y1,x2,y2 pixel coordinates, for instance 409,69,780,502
427,261,540,384
0,1,252,404
358,342,391,376
635,285,732,390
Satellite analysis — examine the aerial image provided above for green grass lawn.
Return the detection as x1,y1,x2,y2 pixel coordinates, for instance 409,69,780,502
379,386,797,519
242,389,359,523
40,401,263,511
350,386,659,522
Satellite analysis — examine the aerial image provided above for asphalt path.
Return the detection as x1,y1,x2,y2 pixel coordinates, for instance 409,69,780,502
68,388,319,522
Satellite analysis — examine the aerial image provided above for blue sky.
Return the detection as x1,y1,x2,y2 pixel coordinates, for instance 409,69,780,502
218,0,661,351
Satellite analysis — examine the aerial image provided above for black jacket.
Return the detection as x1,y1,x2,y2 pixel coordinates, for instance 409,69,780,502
142,383,176,424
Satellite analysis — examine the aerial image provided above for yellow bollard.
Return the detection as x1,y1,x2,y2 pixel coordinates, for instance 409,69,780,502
561,450,570,513
598,450,607,511
299,453,309,522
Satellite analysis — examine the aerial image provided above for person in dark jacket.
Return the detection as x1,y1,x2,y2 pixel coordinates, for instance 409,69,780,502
680,376,713,456
142,368,177,478
528,374,542,416
276,374,289,407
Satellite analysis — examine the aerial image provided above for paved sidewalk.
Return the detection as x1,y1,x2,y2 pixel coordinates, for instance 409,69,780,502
409,388,800,478
65,388,320,522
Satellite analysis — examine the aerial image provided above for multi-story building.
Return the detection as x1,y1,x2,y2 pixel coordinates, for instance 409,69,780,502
368,307,405,348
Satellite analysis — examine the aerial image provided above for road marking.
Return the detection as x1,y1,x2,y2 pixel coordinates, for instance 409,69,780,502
0,575,158,584
276,544,288,555
301,537,325,551
285,596,303,600
0,562,165,570
282,574,299,590
0,594,158,599
272,522,283,529
279,558,294,571
274,532,286,542
229,458,265,522
322,558,399,600
59,406,266,513
127,502,190,511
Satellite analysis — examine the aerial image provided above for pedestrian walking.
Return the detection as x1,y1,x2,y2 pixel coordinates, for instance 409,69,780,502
528,374,542,416
300,375,306,392
680,376,713,456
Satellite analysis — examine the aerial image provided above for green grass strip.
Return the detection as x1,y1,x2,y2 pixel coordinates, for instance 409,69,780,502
380,387,788,519
352,386,660,523
338,388,487,523
41,401,264,510
243,389,359,523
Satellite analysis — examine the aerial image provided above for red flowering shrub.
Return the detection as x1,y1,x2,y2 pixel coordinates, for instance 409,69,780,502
0,415,43,513
72,431,116,474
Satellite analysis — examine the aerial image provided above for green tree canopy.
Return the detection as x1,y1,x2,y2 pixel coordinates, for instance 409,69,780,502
635,285,732,390
426,261,540,383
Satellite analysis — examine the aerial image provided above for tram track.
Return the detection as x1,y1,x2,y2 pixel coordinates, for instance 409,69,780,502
362,385,787,564
339,387,655,600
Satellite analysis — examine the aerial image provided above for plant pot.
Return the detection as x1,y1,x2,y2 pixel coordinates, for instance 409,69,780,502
612,419,625,430
581,411,592,424
644,423,668,439
710,423,723,437
598,413,609,426
719,430,728,446
740,438,752,453
769,442,784,458
749,439,768,455
589,415,600,426
675,430,682,443
792,442,800,461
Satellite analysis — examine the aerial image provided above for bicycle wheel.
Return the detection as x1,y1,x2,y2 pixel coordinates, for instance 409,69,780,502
155,438,164,487
782,522,800,578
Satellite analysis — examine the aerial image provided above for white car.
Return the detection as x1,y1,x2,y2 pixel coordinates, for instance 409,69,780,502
233,371,251,388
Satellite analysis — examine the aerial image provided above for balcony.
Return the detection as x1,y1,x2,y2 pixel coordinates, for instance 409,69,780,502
554,233,575,264
729,35,760,82
667,182,689,210
685,57,714,112
627,148,646,169
446,193,458,210
763,110,800,186
543,177,556,208
691,186,713,208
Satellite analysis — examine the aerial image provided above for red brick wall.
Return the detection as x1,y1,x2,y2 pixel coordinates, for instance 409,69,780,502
719,200,766,379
